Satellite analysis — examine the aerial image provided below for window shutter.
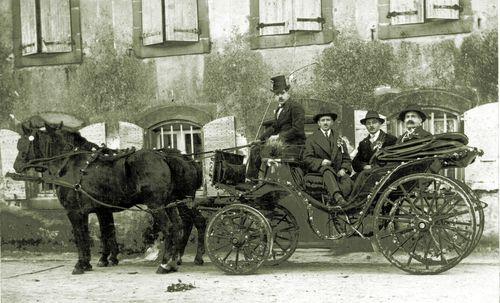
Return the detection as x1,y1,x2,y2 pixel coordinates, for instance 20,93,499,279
426,0,460,20
388,0,424,25
164,0,199,42
141,0,164,45
258,0,291,36
291,0,322,31
20,0,38,56
39,0,72,53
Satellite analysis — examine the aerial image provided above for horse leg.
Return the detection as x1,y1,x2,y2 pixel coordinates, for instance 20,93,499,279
192,208,207,265
152,209,178,274
67,211,92,274
177,205,193,266
167,207,184,267
96,210,119,267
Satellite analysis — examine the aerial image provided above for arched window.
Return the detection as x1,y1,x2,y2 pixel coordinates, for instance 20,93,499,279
151,120,203,158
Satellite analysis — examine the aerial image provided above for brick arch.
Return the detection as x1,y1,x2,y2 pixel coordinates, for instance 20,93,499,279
376,89,475,118
134,105,216,130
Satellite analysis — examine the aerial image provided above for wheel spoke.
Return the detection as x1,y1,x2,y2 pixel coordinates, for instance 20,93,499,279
222,247,234,262
377,215,413,223
389,230,418,256
235,248,240,269
380,226,414,239
212,242,232,252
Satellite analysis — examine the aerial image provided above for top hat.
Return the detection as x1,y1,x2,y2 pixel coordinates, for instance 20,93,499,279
271,75,290,93
313,108,338,123
360,110,385,125
398,104,427,122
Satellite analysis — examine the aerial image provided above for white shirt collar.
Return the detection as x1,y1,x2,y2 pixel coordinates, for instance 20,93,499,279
369,130,381,142
322,129,331,137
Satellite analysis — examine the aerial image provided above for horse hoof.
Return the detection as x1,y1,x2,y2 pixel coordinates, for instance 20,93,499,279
97,260,109,267
176,259,183,266
83,264,93,271
156,263,178,274
194,258,204,266
72,268,85,275
109,257,119,266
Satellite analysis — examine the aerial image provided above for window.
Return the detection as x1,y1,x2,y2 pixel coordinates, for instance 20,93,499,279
12,0,82,67
249,0,335,49
132,0,210,58
377,0,473,39
152,121,203,159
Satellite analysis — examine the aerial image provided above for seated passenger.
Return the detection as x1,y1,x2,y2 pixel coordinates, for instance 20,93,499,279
247,75,305,179
397,104,432,143
352,111,397,177
349,104,431,201
302,109,353,205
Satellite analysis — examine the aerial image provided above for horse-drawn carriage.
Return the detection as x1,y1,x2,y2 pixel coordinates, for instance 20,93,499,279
9,115,486,276
200,133,486,275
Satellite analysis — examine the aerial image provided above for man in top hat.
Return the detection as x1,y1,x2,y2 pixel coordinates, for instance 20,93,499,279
352,111,397,174
258,75,306,144
247,75,306,179
303,109,352,205
397,104,432,144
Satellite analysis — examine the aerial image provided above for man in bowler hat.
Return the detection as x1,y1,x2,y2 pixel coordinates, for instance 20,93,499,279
352,111,397,174
302,109,352,205
397,104,432,143
247,75,306,179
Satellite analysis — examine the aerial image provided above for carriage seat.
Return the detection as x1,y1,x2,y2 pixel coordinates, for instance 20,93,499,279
303,172,353,198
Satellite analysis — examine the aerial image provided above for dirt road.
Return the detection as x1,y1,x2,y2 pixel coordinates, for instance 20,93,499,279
1,249,498,303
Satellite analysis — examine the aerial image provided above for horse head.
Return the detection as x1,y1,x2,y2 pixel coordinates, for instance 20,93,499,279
13,122,58,173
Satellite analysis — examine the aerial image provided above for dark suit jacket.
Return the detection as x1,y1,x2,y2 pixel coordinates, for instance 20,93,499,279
260,99,306,145
352,130,397,173
396,126,432,144
303,129,352,174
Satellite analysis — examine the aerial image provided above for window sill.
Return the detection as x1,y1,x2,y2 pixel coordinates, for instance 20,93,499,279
14,48,83,68
249,29,335,50
132,38,211,58
378,16,473,40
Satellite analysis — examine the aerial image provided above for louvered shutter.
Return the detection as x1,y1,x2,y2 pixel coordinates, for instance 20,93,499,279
258,0,291,36
142,0,164,45
388,0,424,25
164,0,199,42
292,0,322,31
426,0,460,19
39,0,72,53
20,0,38,56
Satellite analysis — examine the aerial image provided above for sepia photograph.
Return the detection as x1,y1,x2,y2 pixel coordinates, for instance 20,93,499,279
0,0,498,302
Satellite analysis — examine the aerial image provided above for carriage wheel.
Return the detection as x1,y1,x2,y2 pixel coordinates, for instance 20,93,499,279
263,205,300,266
205,204,272,274
373,173,476,275
455,181,485,257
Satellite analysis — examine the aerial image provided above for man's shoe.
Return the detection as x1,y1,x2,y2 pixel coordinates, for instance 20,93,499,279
333,192,348,206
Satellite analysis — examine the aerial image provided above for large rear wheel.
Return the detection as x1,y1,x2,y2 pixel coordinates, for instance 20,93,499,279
373,173,476,274
205,204,272,274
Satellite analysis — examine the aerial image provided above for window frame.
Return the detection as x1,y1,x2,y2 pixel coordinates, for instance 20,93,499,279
12,0,83,67
249,0,335,50
132,0,211,58
377,0,473,40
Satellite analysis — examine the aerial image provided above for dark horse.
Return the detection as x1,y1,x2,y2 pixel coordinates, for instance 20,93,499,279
13,122,204,274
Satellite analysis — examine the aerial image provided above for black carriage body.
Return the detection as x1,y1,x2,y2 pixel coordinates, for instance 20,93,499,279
203,133,486,275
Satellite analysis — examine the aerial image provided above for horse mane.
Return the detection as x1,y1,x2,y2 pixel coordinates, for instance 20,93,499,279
56,128,100,151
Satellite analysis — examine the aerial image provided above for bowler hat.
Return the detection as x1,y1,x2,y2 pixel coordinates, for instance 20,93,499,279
360,111,385,125
398,104,427,122
271,75,290,93
313,108,338,123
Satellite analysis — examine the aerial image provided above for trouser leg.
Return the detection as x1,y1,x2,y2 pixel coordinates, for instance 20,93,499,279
246,145,262,179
